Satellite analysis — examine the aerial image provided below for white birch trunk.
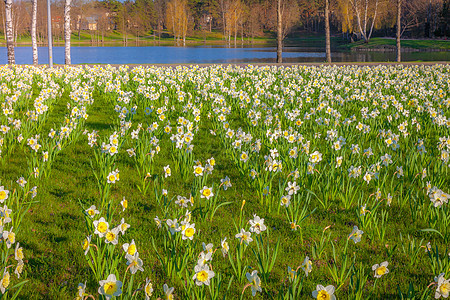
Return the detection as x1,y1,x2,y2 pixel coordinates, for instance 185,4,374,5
353,0,379,43
4,0,14,64
363,0,368,37
64,0,71,64
13,8,17,42
353,0,367,42
234,10,237,46
367,0,378,41
31,0,38,65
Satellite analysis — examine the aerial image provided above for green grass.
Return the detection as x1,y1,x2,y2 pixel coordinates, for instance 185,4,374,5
339,37,450,50
0,64,449,299
7,30,275,47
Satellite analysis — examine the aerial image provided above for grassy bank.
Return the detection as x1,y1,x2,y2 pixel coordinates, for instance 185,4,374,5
339,37,450,50
3,31,449,52
2,30,275,47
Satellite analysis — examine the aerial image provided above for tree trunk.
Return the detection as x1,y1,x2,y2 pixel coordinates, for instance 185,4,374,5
172,14,175,41
353,0,368,42
325,0,331,63
426,0,432,37
31,0,38,65
234,13,237,46
183,8,187,46
367,0,378,42
363,0,368,39
221,0,226,39
158,21,161,43
64,0,71,64
396,0,401,62
78,14,82,40
276,0,282,63
2,7,6,41
5,0,14,64
13,15,17,43
307,14,310,32
47,0,53,67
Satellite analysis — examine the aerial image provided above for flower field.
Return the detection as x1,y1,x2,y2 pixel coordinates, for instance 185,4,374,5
0,64,449,299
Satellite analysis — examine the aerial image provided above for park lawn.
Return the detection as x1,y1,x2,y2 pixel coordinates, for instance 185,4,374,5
340,37,450,50
5,30,276,47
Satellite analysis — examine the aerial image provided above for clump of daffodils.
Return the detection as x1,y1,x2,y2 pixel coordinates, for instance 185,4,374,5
0,184,29,295
82,196,149,299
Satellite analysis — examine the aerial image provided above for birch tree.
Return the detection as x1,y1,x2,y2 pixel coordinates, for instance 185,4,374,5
219,0,229,39
166,0,189,45
352,0,387,42
12,1,28,43
276,0,282,63
31,0,38,65
4,0,14,64
64,0,71,64
325,0,331,62
225,0,243,45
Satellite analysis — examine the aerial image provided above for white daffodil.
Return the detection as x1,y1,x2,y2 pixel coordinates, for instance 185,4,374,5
98,274,122,300
192,264,215,286
372,261,389,278
125,252,144,274
312,284,336,300
249,214,267,234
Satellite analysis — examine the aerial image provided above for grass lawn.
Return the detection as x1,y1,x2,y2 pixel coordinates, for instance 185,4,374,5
339,37,450,50
6,31,275,47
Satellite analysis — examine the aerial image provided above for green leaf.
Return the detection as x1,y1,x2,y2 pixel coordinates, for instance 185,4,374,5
420,228,444,239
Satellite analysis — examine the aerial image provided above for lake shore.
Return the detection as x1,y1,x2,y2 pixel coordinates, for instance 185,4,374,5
1,40,448,65
5,61,448,68
4,35,449,52
339,37,450,51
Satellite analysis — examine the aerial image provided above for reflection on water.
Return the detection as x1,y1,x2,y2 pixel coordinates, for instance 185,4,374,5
0,46,448,65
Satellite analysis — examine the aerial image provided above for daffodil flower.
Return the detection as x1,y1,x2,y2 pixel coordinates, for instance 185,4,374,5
192,264,215,286
98,274,122,300
372,261,389,278
312,284,336,300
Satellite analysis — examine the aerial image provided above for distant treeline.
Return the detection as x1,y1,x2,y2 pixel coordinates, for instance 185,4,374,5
1,0,448,44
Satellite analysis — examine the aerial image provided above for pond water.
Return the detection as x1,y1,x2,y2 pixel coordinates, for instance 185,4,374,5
0,45,448,65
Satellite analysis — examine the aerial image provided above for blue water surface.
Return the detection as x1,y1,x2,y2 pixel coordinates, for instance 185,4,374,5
0,46,325,65
0,45,448,64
